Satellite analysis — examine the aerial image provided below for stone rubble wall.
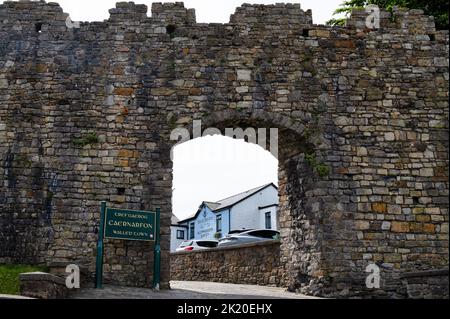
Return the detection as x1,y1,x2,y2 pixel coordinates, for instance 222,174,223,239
170,241,283,287
400,269,449,299
19,272,68,299
0,1,448,298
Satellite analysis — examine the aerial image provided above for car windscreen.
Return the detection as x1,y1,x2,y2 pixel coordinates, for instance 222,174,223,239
247,230,279,239
196,241,218,248
229,229,253,234
179,241,193,247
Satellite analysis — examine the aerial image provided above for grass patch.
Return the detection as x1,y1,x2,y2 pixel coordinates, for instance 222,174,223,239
305,153,330,178
0,264,47,295
73,132,99,147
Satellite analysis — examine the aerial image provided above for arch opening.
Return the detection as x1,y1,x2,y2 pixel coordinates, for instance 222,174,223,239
168,112,326,292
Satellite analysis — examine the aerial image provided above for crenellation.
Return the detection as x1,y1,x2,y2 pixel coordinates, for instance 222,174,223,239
109,2,148,21
230,3,312,26
151,2,196,26
346,6,437,35
393,7,436,35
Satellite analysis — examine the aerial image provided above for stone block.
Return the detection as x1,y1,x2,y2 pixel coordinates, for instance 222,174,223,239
391,222,410,233
237,70,252,81
114,87,134,96
372,202,387,213
19,273,68,299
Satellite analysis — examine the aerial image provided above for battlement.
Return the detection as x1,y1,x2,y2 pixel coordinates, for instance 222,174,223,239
108,2,148,21
151,2,196,25
108,2,196,25
346,6,437,34
0,1,65,20
0,0,62,12
0,0,68,33
230,3,312,26
0,0,445,35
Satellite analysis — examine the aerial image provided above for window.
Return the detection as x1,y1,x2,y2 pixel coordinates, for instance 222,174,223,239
176,230,185,240
197,241,218,248
190,222,195,239
248,230,279,239
265,212,272,229
216,214,222,232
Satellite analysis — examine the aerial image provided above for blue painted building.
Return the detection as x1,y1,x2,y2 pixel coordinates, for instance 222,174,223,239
171,183,278,250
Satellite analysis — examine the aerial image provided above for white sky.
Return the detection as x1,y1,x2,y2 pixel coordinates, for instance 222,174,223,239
20,0,344,220
38,0,343,25
173,135,278,220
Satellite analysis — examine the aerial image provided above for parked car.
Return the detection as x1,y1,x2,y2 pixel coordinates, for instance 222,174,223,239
218,229,280,247
176,240,218,252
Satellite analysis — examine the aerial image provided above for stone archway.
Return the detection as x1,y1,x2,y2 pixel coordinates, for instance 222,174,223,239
169,108,331,294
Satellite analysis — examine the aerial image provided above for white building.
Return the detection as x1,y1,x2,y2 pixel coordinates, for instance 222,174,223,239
170,183,278,251
170,215,188,253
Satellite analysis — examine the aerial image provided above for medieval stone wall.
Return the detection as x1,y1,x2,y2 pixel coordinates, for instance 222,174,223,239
400,269,449,299
0,1,448,297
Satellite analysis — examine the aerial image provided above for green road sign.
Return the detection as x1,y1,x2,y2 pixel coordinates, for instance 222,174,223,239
104,208,156,241
96,202,161,289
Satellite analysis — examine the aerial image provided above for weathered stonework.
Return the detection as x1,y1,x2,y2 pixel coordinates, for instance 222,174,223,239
401,269,449,299
0,1,448,298
19,272,68,299
171,241,283,286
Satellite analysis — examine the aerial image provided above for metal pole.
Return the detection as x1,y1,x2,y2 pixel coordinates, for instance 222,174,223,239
153,208,161,290
95,201,106,289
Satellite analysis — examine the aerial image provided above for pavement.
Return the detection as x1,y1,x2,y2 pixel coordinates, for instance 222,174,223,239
69,281,319,299
0,294,33,299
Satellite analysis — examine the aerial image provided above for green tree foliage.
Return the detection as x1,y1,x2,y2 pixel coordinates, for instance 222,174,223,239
327,0,449,30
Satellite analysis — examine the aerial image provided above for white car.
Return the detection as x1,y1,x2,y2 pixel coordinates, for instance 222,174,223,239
176,240,218,252
218,229,280,247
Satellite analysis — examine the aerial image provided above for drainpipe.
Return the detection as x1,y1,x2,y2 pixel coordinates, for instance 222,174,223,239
228,208,231,234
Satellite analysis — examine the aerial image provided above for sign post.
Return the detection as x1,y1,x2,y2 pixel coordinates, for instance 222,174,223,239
94,202,160,290
95,201,106,289
153,208,161,290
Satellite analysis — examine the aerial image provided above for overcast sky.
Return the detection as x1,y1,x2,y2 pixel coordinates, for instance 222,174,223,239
27,0,344,220
173,135,279,220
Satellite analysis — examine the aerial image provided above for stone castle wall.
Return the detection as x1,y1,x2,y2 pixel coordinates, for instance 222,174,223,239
0,1,448,297
401,269,449,299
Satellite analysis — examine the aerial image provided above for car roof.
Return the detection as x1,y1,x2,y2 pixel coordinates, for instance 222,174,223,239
234,229,280,235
